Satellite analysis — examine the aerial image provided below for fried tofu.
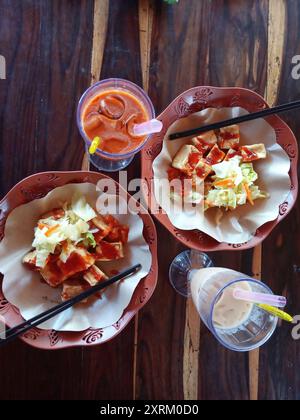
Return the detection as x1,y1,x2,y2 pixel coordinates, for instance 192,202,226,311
206,144,226,165
172,145,200,173
95,241,124,261
191,130,218,153
191,137,209,155
102,215,129,244
240,144,266,162
83,265,108,286
40,247,95,287
225,149,241,161
91,215,113,242
61,266,108,302
218,125,240,149
23,250,38,270
106,224,129,244
193,159,212,182
92,215,129,245
61,277,89,302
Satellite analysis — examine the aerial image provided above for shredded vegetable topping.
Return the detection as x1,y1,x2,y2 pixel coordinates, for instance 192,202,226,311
168,125,269,211
23,196,129,303
32,197,97,268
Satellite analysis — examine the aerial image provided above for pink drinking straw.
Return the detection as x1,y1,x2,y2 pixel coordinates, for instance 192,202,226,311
132,119,163,136
233,288,287,308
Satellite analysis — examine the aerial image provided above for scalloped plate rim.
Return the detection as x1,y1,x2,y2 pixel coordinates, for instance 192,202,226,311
141,86,298,251
0,171,158,349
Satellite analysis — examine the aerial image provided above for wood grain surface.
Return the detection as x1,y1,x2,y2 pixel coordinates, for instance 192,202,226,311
0,0,299,400
0,0,94,400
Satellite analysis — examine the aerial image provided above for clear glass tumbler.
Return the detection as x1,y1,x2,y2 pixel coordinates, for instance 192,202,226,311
169,250,278,352
77,78,155,172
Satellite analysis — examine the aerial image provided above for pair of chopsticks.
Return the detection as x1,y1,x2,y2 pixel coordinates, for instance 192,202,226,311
169,100,300,140
0,264,141,347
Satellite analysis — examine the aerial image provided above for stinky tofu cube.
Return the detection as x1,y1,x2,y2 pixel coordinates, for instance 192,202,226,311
23,250,39,271
206,144,226,165
104,215,129,241
218,125,240,149
93,215,129,244
83,265,108,286
95,241,124,262
106,224,129,244
224,148,241,161
193,159,212,182
240,144,267,162
172,145,200,173
191,130,218,153
191,137,209,155
61,277,89,302
91,215,113,242
40,247,95,287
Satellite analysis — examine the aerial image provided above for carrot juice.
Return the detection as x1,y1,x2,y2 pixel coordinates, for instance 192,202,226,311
77,79,155,172
82,89,149,155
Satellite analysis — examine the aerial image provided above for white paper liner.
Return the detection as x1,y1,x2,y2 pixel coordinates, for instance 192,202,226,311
0,183,152,331
153,107,291,244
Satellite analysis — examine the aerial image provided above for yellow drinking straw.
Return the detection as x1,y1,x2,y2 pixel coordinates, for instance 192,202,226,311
89,136,101,155
257,304,294,323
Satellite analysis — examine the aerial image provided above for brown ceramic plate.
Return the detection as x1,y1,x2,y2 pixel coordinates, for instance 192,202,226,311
0,171,158,349
141,86,298,251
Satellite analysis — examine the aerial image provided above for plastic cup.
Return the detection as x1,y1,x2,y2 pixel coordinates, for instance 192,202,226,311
193,271,278,352
169,251,278,352
77,78,155,172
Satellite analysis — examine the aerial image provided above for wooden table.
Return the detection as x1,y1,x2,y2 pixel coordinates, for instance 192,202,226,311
0,0,299,400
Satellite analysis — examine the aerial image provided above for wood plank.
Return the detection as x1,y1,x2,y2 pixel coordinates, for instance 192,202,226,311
208,0,268,92
80,0,142,400
91,0,109,85
183,300,200,400
199,251,252,400
133,1,155,400
0,0,94,399
136,0,213,400
138,0,154,92
259,0,300,400
249,0,286,401
0,0,298,401
100,0,142,85
199,0,268,400
35,0,94,174
136,226,186,399
136,0,269,400
81,0,109,171
249,245,262,401
265,0,286,106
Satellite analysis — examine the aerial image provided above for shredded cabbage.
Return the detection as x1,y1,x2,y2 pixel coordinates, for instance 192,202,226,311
250,185,269,200
32,196,97,268
205,157,268,210
206,189,237,210
82,232,97,248
212,156,243,186
241,163,258,185
71,196,96,222
169,153,268,212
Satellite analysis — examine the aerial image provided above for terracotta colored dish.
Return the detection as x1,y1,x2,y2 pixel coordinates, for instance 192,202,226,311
0,171,158,349
141,87,298,251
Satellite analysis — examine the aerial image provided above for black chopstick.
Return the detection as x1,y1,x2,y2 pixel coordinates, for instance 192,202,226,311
0,264,141,347
168,100,300,140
